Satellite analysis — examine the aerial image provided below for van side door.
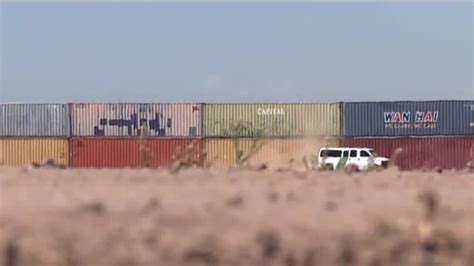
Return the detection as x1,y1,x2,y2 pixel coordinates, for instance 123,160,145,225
359,150,373,170
336,150,349,169
348,149,358,167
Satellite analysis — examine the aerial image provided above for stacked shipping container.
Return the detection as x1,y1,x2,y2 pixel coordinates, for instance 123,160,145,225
203,103,342,168
343,101,474,170
0,100,472,170
0,104,69,166
69,103,203,168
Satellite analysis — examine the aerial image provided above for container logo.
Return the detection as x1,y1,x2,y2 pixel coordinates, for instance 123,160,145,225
257,107,285,116
384,111,438,129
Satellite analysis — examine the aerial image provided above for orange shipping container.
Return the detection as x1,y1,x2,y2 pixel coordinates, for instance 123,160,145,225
205,137,340,170
0,138,69,166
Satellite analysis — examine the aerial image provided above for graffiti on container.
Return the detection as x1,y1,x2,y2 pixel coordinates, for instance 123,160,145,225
93,113,197,136
257,107,285,116
384,111,438,129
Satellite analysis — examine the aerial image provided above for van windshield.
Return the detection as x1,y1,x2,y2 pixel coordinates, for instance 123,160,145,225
368,150,379,157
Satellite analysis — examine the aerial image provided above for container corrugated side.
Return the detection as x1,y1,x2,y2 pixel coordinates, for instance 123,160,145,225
0,104,70,136
70,103,203,137
204,103,341,137
343,101,474,137
343,137,474,170
70,138,203,168
205,137,340,169
0,138,69,166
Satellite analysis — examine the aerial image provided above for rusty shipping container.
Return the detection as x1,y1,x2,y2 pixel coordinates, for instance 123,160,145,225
343,137,474,170
0,138,69,166
205,137,340,169
204,103,342,137
343,101,474,137
70,138,203,168
0,104,70,136
70,103,203,137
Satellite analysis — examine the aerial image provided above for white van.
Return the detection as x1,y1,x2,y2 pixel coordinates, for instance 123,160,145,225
314,147,390,171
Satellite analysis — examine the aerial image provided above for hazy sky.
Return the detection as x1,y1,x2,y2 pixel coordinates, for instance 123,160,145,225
0,2,472,102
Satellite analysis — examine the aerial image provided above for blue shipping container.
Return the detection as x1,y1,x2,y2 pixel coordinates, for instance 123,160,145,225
0,104,70,137
343,101,474,137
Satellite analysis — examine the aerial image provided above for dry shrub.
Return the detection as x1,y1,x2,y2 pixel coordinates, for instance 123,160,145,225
302,156,310,171
338,235,357,266
389,148,403,170
31,159,66,169
344,164,359,175
3,240,19,266
415,190,461,253
226,194,244,208
139,124,152,168
469,157,474,173
224,121,265,168
256,230,281,260
170,140,206,173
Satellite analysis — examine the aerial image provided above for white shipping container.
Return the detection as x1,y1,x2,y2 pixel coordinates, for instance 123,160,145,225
70,103,202,137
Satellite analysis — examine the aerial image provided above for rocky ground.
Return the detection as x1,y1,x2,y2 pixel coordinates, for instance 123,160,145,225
0,167,473,266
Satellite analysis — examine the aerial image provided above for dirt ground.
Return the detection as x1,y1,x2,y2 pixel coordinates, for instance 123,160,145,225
0,167,473,266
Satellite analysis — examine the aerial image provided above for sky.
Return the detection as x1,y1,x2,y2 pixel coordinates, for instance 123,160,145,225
0,2,472,103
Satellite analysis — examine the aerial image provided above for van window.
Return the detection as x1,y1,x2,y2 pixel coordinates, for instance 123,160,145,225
360,150,371,157
350,150,357,157
343,151,349,157
320,150,342,157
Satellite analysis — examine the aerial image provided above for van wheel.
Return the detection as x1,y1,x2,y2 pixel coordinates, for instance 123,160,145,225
344,164,359,174
322,164,334,171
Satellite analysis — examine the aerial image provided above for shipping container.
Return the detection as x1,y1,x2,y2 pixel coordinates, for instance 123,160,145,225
0,104,70,136
70,103,203,137
70,138,203,168
0,138,69,166
205,137,340,169
204,103,341,137
343,101,474,137
343,137,474,170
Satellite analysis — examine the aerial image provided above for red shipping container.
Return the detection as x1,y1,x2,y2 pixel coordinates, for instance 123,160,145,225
70,138,204,168
343,137,474,170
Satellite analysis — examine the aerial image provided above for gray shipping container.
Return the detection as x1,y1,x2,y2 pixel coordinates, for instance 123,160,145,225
343,101,474,137
0,104,70,137
70,103,203,137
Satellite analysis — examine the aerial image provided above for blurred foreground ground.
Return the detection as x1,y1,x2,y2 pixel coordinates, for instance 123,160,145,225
0,167,473,266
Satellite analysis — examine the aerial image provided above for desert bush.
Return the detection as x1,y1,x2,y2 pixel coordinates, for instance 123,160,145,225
225,121,266,168
139,124,151,168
